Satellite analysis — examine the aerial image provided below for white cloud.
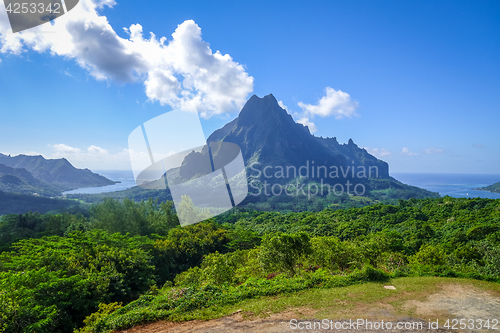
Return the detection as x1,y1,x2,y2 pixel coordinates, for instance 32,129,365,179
53,143,81,154
473,143,485,148
279,100,316,132
0,1,253,118
298,87,359,119
49,144,130,169
88,145,109,155
47,143,178,169
364,147,391,158
423,147,444,154
401,147,418,157
297,117,318,134
278,100,290,113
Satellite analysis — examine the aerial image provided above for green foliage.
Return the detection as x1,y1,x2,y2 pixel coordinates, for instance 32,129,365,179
201,251,239,285
410,244,447,266
76,302,123,333
309,236,359,272
0,190,79,215
259,232,312,276
470,240,500,277
1,196,500,332
0,220,231,332
89,198,179,236
0,231,154,332
0,212,88,252
0,198,178,251
177,195,211,226
152,221,231,284
78,265,390,333
225,227,261,251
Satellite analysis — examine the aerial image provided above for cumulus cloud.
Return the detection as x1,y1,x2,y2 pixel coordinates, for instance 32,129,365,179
279,100,317,133
280,87,359,134
298,87,359,119
401,147,418,157
53,143,81,154
87,145,109,155
423,147,444,154
4,144,170,169
0,1,253,117
48,143,177,169
49,143,131,169
296,117,318,134
364,147,391,158
278,100,290,113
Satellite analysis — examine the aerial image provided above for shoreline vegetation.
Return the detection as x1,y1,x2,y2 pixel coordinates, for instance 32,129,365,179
476,180,500,194
0,196,499,332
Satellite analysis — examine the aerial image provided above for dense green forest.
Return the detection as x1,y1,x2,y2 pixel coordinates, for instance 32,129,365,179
0,196,499,332
0,191,82,215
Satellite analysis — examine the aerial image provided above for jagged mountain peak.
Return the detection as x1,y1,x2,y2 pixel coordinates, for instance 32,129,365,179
205,93,389,179
236,93,295,129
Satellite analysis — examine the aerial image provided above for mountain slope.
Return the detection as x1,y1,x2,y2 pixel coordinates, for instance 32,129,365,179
207,94,392,182
315,136,389,178
0,163,60,196
208,94,390,180
0,190,77,215
208,94,347,170
0,154,116,191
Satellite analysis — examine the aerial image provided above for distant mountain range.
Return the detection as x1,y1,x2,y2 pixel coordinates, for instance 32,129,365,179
69,94,438,208
0,153,116,196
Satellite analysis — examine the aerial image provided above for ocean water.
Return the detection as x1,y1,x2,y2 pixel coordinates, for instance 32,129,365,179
63,170,500,200
62,170,137,195
392,173,500,199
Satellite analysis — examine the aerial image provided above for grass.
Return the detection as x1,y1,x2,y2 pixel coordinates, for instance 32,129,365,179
167,277,500,323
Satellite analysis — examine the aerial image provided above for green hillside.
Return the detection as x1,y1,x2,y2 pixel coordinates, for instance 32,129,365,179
0,163,61,196
479,180,500,193
0,190,80,216
0,196,499,332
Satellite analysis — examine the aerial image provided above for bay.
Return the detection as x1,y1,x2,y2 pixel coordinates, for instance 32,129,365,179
62,170,137,195
392,173,500,199
63,170,500,200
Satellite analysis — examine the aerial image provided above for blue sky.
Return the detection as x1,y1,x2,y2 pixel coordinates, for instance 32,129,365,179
0,0,499,173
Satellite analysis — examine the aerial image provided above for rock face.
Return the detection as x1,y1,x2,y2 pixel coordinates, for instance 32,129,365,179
206,93,389,182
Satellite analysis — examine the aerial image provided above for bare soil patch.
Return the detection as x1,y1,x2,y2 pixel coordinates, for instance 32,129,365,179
117,281,500,333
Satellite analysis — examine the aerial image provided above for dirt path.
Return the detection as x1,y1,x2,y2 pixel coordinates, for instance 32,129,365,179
117,281,500,333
